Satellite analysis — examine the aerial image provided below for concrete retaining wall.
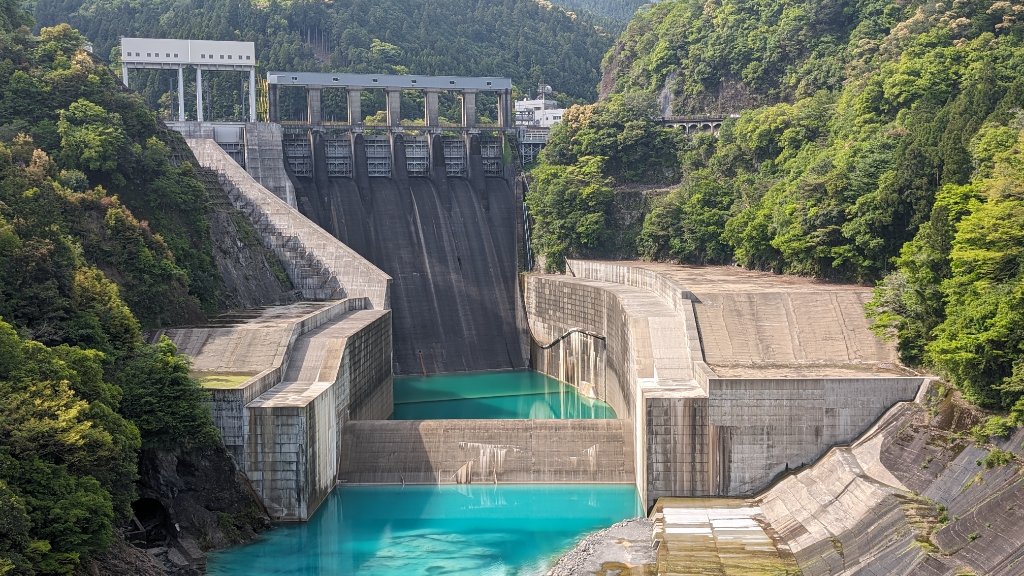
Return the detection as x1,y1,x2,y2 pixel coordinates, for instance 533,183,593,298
246,311,392,521
185,138,390,307
525,261,925,507
338,419,634,485
205,298,369,467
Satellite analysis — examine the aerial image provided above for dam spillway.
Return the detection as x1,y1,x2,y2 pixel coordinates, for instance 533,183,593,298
291,132,527,374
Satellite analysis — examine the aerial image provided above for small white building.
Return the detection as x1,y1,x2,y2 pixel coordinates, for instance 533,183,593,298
514,86,566,129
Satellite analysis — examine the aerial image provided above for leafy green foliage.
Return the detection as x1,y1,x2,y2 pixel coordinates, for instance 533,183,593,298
114,337,219,451
526,155,614,270
0,319,140,574
1,19,219,325
979,448,1014,469
0,9,229,573
550,0,649,25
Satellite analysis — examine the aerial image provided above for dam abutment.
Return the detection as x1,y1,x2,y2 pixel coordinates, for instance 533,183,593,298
526,260,925,507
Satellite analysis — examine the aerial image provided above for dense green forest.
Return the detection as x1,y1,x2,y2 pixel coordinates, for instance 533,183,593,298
1,3,230,572
550,0,650,24
528,0,1024,411
31,0,612,111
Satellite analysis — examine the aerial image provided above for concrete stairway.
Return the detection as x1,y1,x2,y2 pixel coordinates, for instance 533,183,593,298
185,138,390,308
242,122,297,207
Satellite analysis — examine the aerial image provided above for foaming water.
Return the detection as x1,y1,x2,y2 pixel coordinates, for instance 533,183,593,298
393,370,615,419
207,484,641,575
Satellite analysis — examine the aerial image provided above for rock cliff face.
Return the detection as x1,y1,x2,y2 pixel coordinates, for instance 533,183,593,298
755,385,1024,575
122,445,270,575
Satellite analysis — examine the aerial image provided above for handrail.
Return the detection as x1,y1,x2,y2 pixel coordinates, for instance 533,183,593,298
536,327,605,350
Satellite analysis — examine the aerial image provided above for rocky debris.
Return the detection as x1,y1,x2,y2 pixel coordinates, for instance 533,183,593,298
548,518,657,576
83,537,166,576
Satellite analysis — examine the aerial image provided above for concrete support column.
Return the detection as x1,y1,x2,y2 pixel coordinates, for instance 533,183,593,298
121,63,129,88
307,87,322,125
196,66,204,122
177,67,186,122
268,84,278,122
497,90,511,130
249,68,257,122
424,89,440,130
386,89,402,127
462,89,477,129
347,89,362,126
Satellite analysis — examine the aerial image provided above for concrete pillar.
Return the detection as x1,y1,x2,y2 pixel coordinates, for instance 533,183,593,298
386,89,402,127
424,89,440,130
249,68,257,123
196,66,204,122
497,90,511,130
121,63,129,88
268,84,278,122
177,67,185,121
307,87,322,125
347,89,362,126
462,90,477,128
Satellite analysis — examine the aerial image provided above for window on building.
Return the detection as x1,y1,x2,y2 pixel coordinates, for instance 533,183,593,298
147,53,151,57
219,55,224,59
174,53,178,58
165,53,170,57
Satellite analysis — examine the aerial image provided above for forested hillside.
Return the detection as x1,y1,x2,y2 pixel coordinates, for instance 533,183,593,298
550,0,650,24
528,0,1024,412
1,4,266,573
32,0,611,101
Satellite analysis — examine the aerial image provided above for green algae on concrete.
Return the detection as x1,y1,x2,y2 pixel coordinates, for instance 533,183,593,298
194,372,256,389
651,497,801,576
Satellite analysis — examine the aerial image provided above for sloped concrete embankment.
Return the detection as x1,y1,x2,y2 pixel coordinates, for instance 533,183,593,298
338,419,634,484
289,133,528,374
757,390,1024,575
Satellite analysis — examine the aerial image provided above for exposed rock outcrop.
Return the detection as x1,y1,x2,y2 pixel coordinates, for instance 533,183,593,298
95,445,271,576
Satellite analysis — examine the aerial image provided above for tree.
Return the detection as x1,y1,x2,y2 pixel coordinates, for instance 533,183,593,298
527,156,614,271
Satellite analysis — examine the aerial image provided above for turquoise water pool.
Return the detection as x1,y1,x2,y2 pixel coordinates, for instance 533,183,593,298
393,370,615,419
206,484,641,575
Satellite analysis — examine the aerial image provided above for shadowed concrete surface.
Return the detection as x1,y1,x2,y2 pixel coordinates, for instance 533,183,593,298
290,133,527,374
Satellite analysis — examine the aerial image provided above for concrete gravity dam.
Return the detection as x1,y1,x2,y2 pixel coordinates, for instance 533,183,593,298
125,39,1021,576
